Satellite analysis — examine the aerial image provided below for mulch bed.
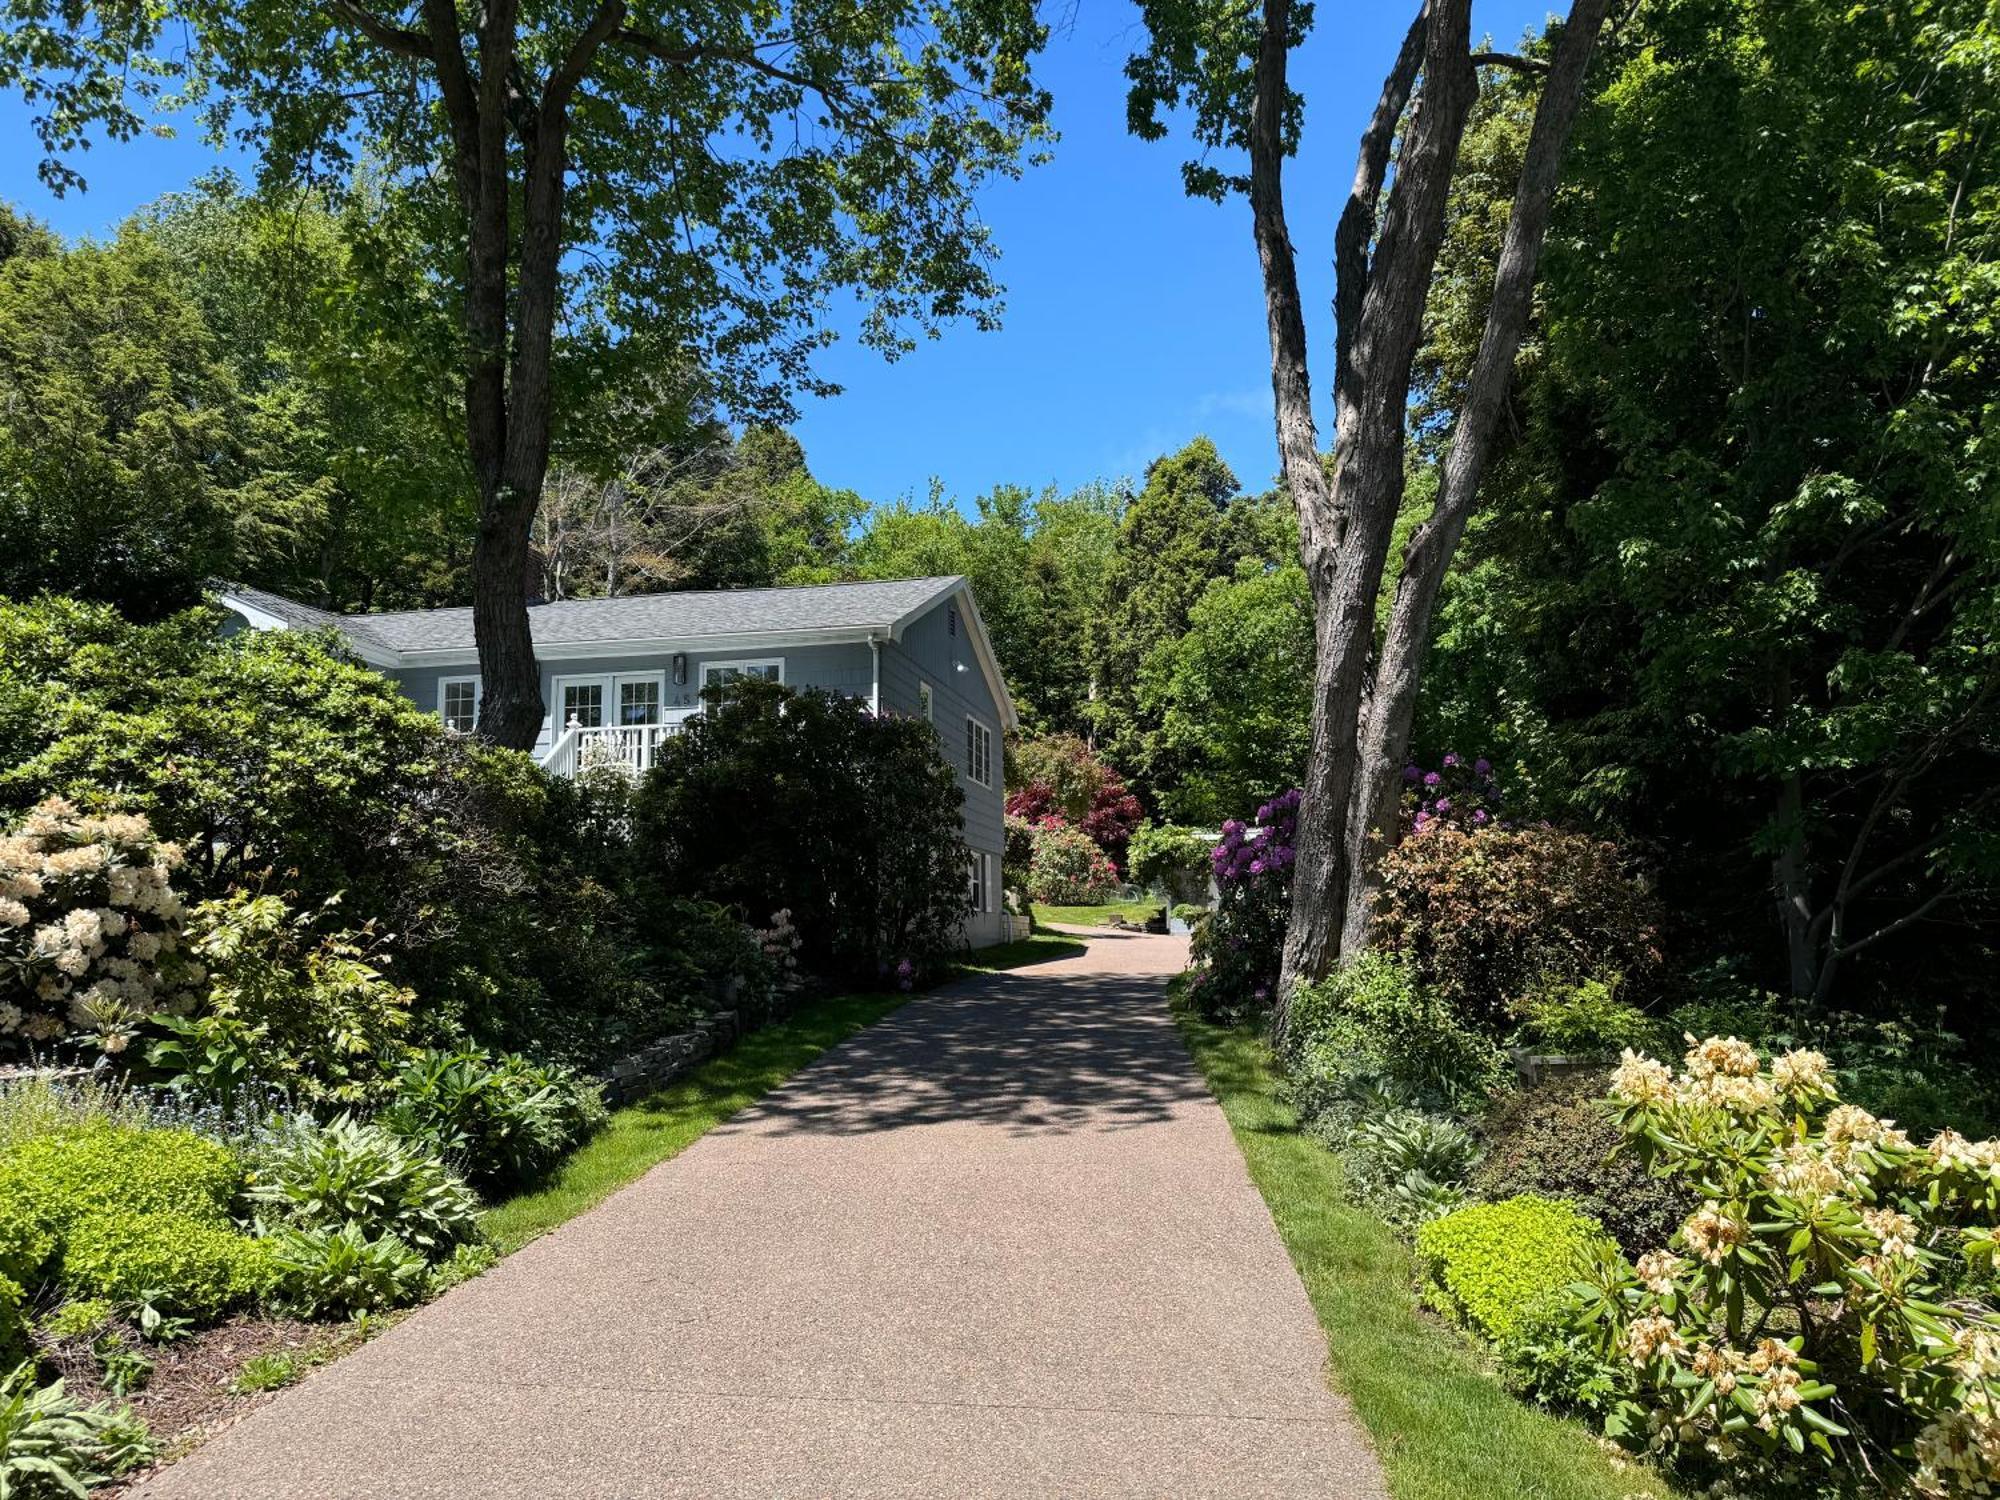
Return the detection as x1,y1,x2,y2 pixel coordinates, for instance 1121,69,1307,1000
35,1313,353,1494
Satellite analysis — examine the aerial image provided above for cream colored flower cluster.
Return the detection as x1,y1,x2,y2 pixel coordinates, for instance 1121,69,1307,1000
1915,1388,2000,1497
1610,1036,1837,1119
0,797,196,1052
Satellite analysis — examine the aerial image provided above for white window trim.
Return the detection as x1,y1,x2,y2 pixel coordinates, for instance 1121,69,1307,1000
552,673,610,729
700,657,786,688
968,853,988,914
437,674,481,733
918,681,934,722
613,670,668,725
553,671,669,728
965,714,994,788
983,852,996,913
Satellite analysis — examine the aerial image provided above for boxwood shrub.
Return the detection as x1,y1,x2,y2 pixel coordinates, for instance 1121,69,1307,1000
1415,1193,1607,1343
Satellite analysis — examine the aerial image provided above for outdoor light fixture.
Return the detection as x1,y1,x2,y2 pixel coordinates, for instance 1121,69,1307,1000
671,653,687,685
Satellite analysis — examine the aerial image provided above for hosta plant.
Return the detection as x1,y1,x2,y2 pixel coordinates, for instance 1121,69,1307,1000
267,1222,427,1317
1568,1035,2000,1496
0,1362,152,1496
245,1115,480,1256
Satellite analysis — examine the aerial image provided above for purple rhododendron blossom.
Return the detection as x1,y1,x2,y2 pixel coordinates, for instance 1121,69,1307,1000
1474,758,1491,776
1443,752,1461,768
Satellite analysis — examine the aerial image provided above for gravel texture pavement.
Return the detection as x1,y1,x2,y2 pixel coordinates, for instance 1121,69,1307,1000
135,929,1385,1498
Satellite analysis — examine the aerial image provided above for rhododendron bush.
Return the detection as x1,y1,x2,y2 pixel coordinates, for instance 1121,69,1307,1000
1565,1034,2000,1496
0,798,198,1055
1185,789,1296,1021
1373,822,1663,1032
1025,819,1118,905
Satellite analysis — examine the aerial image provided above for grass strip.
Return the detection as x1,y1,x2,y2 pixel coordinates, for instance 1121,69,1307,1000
1173,998,1670,1500
1031,898,1166,928
483,990,909,1255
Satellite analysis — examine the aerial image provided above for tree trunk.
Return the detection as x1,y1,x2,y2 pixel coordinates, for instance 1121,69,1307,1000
1338,0,1612,958
1273,0,1477,1036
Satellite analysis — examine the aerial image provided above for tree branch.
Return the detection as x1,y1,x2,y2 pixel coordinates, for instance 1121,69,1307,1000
326,0,433,59
1470,50,1548,75
1333,3,1428,415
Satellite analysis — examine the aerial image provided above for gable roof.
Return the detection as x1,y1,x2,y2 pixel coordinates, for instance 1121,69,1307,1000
212,576,1018,726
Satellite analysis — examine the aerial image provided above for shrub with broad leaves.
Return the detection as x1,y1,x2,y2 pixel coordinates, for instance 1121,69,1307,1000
0,799,196,1058
1025,819,1118,905
1560,1035,2000,1495
1185,790,1297,1021
1372,822,1663,1033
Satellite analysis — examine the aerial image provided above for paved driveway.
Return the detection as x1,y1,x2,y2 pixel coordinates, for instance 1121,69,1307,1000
137,930,1385,1498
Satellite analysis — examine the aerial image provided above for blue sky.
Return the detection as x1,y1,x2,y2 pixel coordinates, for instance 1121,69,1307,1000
0,0,1551,509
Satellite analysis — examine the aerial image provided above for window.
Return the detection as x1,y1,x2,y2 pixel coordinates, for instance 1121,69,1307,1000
561,681,604,728
700,658,784,695
968,852,990,914
965,716,993,788
918,682,934,722
438,676,480,734
619,678,662,726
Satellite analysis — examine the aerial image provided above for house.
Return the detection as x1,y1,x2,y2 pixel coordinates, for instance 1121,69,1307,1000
214,576,1017,947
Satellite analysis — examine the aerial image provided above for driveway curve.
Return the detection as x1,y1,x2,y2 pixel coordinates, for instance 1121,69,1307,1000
137,929,1386,1499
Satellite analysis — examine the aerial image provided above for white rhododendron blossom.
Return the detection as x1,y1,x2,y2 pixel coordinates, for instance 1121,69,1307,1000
1588,1034,2000,1491
0,797,195,1054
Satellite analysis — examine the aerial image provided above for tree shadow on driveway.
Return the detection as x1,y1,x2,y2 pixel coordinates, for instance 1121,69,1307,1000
723,967,1207,1139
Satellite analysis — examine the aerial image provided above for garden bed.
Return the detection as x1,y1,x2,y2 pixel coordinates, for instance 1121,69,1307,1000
1171,988,1666,1500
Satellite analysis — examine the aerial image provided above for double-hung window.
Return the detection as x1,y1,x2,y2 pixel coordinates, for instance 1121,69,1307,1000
918,682,934,722
965,716,993,788
700,659,784,699
438,676,481,734
968,852,993,914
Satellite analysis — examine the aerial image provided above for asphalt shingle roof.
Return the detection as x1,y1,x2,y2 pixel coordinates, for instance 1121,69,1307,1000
218,577,963,658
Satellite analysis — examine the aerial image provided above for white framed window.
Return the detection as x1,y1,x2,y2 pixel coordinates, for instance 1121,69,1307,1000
554,672,665,728
438,676,481,734
556,677,605,728
618,676,663,726
965,715,993,788
968,852,991,914
700,658,785,695
918,681,934,722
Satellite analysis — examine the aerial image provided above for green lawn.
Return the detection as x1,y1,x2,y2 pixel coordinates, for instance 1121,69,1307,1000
482,990,909,1255
957,931,1088,972
1031,897,1165,928
1173,998,1669,1500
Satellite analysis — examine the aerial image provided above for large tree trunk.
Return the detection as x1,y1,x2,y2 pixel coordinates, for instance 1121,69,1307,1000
1339,0,1612,958
1241,0,1424,1042
1272,0,1477,1038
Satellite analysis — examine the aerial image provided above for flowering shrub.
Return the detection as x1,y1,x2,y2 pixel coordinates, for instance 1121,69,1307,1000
1372,823,1663,1033
1007,735,1144,871
1185,790,1297,1021
0,799,196,1057
1026,819,1119,905
754,909,804,996
1400,753,1504,834
1562,1035,2000,1495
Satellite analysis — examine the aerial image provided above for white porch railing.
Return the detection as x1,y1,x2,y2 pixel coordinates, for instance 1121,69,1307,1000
538,711,700,778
